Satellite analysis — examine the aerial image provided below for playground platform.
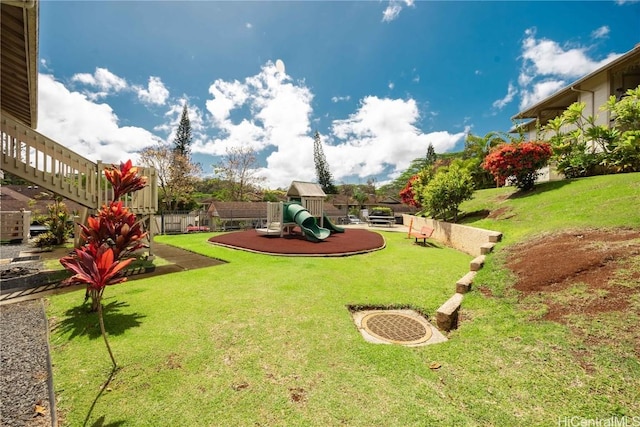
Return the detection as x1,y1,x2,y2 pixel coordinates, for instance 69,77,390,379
208,227,386,256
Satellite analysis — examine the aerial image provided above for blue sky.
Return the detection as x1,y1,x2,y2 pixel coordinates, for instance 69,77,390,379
36,1,639,189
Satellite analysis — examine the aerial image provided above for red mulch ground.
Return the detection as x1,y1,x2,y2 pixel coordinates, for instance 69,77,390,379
208,228,385,256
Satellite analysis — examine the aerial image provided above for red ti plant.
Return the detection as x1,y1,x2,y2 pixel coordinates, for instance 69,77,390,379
60,243,133,367
104,159,148,200
60,160,148,367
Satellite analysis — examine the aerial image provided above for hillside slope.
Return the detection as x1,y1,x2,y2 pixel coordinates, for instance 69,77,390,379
459,172,640,244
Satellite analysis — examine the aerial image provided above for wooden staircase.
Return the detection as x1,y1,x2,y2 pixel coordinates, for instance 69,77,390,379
1,113,157,214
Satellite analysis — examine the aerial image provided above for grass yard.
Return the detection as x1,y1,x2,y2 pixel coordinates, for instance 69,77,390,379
46,173,640,426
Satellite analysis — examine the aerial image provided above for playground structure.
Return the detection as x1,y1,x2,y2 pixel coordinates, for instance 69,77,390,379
255,181,344,242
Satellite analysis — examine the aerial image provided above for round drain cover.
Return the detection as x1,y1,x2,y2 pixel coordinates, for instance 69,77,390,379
362,312,432,345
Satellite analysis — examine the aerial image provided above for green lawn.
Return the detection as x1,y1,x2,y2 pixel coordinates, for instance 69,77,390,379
46,173,640,426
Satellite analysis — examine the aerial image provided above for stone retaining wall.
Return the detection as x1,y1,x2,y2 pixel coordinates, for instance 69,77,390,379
401,215,503,332
402,214,502,256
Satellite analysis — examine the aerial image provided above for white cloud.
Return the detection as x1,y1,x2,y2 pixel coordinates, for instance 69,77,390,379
329,96,465,180
615,0,639,4
382,0,414,22
331,95,351,103
520,30,622,79
195,62,464,188
36,73,162,164
591,25,610,39
136,76,170,105
492,82,517,110
382,3,402,22
194,62,315,187
388,82,395,90
519,79,566,110
245,22,253,29
514,29,624,112
71,67,128,100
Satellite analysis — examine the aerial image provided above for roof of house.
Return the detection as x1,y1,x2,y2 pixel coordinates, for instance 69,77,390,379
286,181,326,198
512,43,640,121
0,185,85,217
0,0,39,127
208,201,342,220
208,202,268,219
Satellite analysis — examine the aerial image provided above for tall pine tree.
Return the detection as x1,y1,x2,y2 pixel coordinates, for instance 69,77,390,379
313,130,337,194
426,143,437,166
174,104,192,156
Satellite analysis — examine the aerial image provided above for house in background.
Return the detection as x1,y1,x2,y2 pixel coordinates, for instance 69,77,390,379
207,201,343,231
511,43,640,181
513,43,640,136
328,194,417,224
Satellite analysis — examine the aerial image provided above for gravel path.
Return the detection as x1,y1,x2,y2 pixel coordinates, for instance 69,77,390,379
1,243,55,426
0,300,54,426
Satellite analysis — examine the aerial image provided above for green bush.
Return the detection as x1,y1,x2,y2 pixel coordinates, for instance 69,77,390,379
545,86,640,177
369,206,392,216
32,231,59,249
418,163,474,222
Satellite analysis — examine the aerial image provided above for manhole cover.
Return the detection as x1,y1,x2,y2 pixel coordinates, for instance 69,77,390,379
361,311,433,345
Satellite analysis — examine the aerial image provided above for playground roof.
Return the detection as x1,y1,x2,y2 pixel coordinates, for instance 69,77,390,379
286,181,326,199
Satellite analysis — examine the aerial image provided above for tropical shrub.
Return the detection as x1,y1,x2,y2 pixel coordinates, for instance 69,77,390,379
399,167,435,208
417,162,474,222
32,231,59,249
482,141,552,191
30,198,75,248
463,131,516,189
544,102,613,178
544,87,640,177
60,160,148,367
399,175,421,207
369,206,393,216
601,86,640,172
45,198,74,245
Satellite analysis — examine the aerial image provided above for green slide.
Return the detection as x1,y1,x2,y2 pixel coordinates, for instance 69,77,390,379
285,203,331,242
322,215,344,233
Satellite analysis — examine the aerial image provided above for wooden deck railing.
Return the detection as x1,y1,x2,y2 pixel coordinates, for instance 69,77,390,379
1,113,157,214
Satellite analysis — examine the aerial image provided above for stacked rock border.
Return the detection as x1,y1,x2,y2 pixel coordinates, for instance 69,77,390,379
402,215,502,332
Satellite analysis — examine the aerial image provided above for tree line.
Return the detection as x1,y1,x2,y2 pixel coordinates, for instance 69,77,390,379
136,86,639,217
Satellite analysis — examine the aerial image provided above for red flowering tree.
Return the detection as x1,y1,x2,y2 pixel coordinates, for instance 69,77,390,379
482,141,552,191
60,160,148,367
400,175,421,207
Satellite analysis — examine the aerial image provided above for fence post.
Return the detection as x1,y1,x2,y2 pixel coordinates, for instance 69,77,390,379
22,210,31,242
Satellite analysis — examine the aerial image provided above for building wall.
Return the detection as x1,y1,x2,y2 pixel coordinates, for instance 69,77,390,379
579,71,610,126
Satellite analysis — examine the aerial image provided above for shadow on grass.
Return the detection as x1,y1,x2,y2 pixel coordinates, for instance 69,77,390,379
507,179,572,199
53,298,145,340
83,367,126,427
89,417,126,427
412,241,442,249
458,209,491,223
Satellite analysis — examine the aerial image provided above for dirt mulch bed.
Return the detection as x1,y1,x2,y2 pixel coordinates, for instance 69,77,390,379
506,227,640,355
508,229,640,362
208,228,385,256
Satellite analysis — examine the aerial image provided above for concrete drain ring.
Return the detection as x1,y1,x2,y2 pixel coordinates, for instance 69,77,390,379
361,312,433,345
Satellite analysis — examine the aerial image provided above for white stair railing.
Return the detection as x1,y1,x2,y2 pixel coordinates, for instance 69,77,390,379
1,113,157,214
